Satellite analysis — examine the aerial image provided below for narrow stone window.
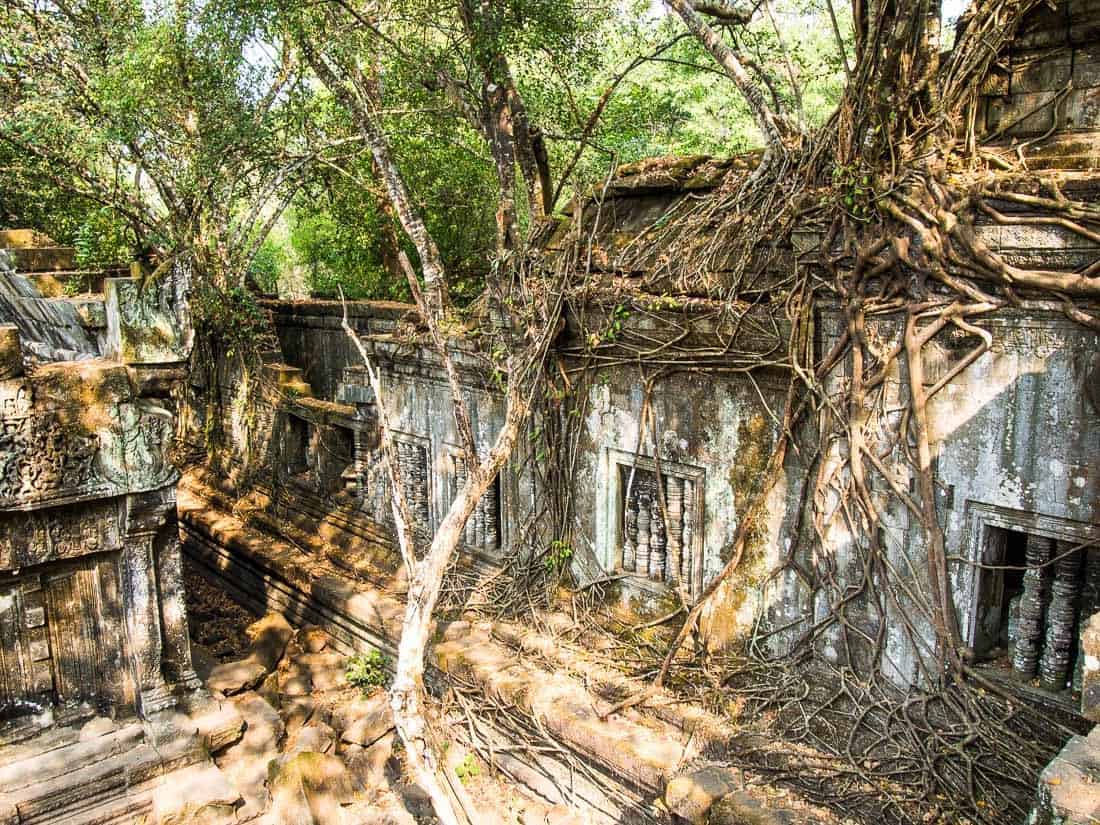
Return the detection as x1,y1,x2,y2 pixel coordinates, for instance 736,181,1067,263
975,526,1100,694
450,454,501,553
618,463,702,598
395,440,430,534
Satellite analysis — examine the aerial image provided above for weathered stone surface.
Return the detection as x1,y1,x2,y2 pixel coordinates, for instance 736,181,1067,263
340,791,415,825
260,671,284,708
247,612,295,673
0,325,23,379
283,696,321,738
279,664,314,697
334,691,393,747
206,657,268,696
0,236,200,824
345,732,394,791
190,642,219,682
287,720,337,756
665,767,740,824
78,716,117,741
104,275,187,365
707,791,799,825
191,699,246,754
1081,611,1100,722
1032,727,1100,825
299,625,331,653
268,752,359,825
204,613,292,696
152,762,241,825
216,692,285,815
293,652,348,692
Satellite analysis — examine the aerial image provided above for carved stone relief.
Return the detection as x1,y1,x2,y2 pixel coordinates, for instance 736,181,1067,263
0,499,122,570
0,376,177,510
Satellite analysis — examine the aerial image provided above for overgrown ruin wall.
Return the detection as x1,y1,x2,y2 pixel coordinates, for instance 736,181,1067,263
228,289,1100,695
183,0,1100,701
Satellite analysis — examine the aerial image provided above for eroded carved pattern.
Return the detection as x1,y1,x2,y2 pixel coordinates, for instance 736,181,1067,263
0,500,122,570
0,414,102,507
989,326,1070,357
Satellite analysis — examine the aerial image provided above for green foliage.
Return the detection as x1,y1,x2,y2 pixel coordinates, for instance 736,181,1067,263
2,0,855,317
248,238,286,295
832,163,877,221
73,209,133,268
346,649,390,692
192,282,269,361
0,0,312,322
454,753,481,784
544,539,574,573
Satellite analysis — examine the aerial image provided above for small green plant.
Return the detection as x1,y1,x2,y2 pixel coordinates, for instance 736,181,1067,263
454,753,481,784
346,649,390,692
544,539,574,573
601,302,630,343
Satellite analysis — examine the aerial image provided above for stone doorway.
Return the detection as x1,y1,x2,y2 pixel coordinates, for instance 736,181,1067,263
0,552,134,741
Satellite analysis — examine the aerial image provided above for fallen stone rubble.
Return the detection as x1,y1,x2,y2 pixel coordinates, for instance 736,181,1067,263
181,469,835,825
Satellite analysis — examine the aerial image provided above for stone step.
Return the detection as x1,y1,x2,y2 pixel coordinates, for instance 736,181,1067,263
25,271,112,298
3,247,77,273
6,743,154,824
263,362,314,397
1034,724,1100,824
0,230,53,250
0,723,144,793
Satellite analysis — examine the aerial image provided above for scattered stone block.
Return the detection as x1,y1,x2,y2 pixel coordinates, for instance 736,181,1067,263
346,732,394,791
216,692,285,816
299,625,330,653
206,658,267,696
282,697,320,738
294,652,348,692
341,790,416,825
1081,611,1100,722
191,700,246,755
287,720,337,756
1033,730,1100,825
666,766,739,824
335,691,393,747
247,612,295,673
707,791,798,825
152,763,241,825
260,671,283,709
0,796,16,825
279,663,314,697
545,805,585,825
268,752,359,825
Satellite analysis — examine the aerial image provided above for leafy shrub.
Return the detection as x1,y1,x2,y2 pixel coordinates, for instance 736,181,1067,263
346,649,390,692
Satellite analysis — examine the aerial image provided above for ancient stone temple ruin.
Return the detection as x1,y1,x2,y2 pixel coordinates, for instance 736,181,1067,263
177,3,1100,822
1,1,1099,823
0,232,240,824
